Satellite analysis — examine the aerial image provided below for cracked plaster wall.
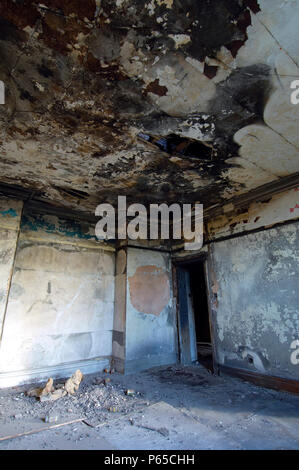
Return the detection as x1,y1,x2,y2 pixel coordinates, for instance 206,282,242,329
207,187,299,240
124,247,177,372
0,204,115,387
0,198,23,338
209,221,299,380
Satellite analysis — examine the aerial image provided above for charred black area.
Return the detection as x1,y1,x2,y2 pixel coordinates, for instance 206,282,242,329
100,0,260,64
210,64,272,135
53,186,89,200
0,180,46,201
0,17,27,44
186,0,245,61
184,0,260,62
136,67,269,166
37,64,54,78
204,64,218,79
19,89,37,103
243,0,261,13
0,0,283,215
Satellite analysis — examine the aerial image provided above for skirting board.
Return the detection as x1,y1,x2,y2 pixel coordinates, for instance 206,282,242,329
0,356,111,388
124,353,178,375
219,365,299,395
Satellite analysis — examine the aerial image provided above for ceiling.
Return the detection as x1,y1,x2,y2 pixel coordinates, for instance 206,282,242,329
0,0,298,216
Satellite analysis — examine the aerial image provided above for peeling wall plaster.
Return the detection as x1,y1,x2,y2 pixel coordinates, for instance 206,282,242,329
0,203,115,387
210,222,299,379
174,189,299,383
207,187,299,240
0,198,23,336
125,247,177,372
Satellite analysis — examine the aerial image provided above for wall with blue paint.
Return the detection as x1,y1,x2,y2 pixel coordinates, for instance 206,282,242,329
0,204,116,387
0,198,23,338
20,212,98,242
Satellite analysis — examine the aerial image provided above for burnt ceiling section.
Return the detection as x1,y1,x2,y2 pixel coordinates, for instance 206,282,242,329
0,0,298,214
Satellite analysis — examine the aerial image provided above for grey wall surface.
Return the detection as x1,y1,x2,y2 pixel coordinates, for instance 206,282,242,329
209,222,299,380
0,207,115,387
0,198,23,337
125,247,177,372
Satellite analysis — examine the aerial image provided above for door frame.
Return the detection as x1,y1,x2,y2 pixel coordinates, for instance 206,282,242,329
172,254,217,372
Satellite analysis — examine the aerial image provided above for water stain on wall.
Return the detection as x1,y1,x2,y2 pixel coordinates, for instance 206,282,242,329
128,265,170,316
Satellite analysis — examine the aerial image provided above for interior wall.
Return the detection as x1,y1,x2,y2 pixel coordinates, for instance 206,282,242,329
172,188,299,382
206,189,299,380
0,207,115,387
209,222,298,379
125,246,177,372
1,188,297,386
112,248,127,373
0,198,23,339
207,188,299,240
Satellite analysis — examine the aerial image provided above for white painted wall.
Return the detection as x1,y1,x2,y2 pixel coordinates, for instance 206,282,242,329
0,208,115,387
0,198,23,336
125,247,177,372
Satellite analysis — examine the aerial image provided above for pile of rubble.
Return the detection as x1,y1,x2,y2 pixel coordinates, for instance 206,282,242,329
27,370,83,402
23,368,144,426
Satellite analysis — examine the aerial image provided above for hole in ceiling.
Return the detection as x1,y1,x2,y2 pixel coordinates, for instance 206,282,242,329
138,132,213,160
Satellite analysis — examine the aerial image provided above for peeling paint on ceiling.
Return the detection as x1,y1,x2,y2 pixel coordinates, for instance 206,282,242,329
0,0,298,215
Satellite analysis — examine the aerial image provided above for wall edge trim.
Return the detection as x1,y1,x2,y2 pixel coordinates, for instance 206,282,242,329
219,365,299,395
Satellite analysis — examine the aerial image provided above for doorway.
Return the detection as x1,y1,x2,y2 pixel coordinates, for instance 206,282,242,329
176,258,214,372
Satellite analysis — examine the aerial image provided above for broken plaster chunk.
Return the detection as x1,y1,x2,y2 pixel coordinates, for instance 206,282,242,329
39,389,67,402
50,389,67,400
64,370,83,395
40,378,54,396
27,377,54,398
28,371,82,401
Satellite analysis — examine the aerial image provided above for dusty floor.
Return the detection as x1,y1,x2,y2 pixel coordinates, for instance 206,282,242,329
0,364,298,450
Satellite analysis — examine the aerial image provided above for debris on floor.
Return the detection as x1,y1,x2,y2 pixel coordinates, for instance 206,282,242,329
18,368,145,429
27,370,83,402
27,378,55,400
64,370,83,395
44,414,59,423
0,365,298,450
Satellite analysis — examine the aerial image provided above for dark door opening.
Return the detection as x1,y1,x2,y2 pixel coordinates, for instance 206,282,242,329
176,259,213,373
188,263,213,372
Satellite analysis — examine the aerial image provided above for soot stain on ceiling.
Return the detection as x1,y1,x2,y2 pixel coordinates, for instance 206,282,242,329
0,0,295,215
